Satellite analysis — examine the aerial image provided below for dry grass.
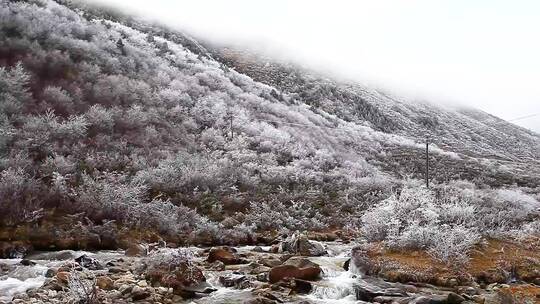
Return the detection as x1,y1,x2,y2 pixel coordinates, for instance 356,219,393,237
364,238,540,286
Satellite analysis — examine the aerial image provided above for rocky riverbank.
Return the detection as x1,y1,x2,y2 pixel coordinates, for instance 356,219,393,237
352,238,540,287
1,233,539,304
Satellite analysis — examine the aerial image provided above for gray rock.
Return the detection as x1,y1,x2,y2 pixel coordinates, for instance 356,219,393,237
219,274,251,289
45,268,56,278
209,260,226,271
279,233,327,256
252,246,264,252
182,281,217,294
119,284,133,295
108,266,128,273
283,257,319,269
354,281,407,302
410,295,448,304
259,257,282,268
19,259,36,266
131,285,151,301
75,254,103,270
243,297,277,304
447,292,466,304
373,295,414,304
350,244,370,275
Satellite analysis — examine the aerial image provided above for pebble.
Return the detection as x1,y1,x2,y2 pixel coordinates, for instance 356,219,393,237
55,271,70,284
131,285,151,300
157,287,169,294
119,284,133,295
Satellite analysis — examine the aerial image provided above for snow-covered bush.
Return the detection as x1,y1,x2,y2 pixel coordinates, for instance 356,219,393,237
361,180,482,264
243,200,327,232
477,188,540,234
134,152,235,193
428,225,481,265
0,168,44,225
361,181,438,244
75,172,148,224
219,223,257,245
133,198,182,235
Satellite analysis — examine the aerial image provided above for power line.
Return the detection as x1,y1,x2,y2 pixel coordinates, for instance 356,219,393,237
256,111,540,134
507,113,540,123
478,112,540,127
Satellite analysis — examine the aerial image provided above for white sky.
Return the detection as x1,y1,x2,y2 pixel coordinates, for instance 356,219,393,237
89,0,540,132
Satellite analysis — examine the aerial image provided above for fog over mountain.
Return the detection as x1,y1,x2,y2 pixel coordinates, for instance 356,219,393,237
89,0,540,132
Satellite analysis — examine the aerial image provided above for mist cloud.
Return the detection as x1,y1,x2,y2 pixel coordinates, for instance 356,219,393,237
89,0,540,132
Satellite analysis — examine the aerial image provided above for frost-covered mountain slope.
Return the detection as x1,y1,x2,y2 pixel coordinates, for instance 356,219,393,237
1,0,539,231
211,48,540,163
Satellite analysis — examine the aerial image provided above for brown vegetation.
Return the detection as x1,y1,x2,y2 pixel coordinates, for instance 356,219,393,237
363,238,540,287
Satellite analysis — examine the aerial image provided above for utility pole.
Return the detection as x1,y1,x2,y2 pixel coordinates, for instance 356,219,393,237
425,137,429,188
229,115,234,140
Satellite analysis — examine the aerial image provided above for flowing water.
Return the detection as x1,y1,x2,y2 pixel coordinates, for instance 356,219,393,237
0,259,49,302
0,250,125,302
300,242,361,303
0,243,365,303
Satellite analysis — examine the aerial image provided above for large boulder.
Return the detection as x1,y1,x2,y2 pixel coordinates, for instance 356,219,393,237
350,245,371,275
207,247,248,265
353,278,407,302
283,257,320,269
75,254,103,270
269,264,321,283
125,244,147,257
410,295,448,304
259,257,282,268
146,259,214,297
0,241,32,258
280,233,326,256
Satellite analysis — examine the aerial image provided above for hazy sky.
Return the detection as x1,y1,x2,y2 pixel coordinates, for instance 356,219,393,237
90,0,540,132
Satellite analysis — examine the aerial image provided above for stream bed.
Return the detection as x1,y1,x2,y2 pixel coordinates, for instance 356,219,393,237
0,241,515,303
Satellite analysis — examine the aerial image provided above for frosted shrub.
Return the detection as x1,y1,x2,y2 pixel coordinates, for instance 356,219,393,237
390,221,437,250
360,201,395,242
361,181,482,264
428,225,481,265
135,153,232,193
41,86,75,116
219,223,256,245
0,63,31,115
244,200,327,231
189,216,221,244
75,173,221,235
84,105,115,134
478,189,540,233
75,172,148,224
361,183,439,244
516,220,540,239
0,168,44,224
134,198,181,235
